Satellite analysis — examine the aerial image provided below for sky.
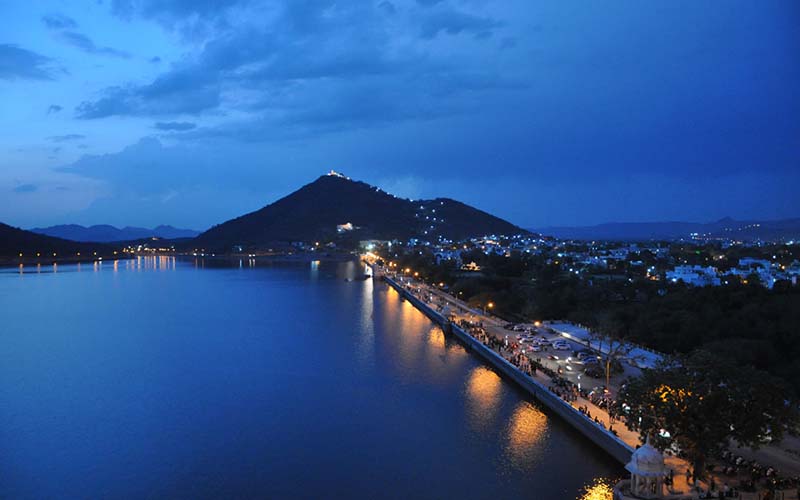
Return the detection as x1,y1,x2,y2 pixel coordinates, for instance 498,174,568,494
1,0,798,231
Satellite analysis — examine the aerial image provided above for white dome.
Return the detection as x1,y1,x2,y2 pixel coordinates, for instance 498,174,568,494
625,441,666,478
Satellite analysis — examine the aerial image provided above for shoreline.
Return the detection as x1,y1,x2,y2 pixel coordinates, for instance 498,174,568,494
0,251,358,270
178,252,358,263
381,273,634,465
0,255,133,269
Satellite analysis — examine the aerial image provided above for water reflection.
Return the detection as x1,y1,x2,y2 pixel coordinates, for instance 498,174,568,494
505,401,548,469
427,326,445,350
355,271,375,369
465,366,502,431
577,478,614,500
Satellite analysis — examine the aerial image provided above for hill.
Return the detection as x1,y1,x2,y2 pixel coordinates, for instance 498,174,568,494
537,217,800,242
30,224,200,242
0,222,112,257
196,173,527,250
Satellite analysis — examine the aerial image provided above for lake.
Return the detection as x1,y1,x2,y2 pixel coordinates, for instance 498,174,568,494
0,256,622,499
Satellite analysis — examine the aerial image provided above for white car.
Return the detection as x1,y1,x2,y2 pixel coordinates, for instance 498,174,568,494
553,343,571,351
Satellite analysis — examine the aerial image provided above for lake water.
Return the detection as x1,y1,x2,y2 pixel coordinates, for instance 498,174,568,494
0,257,622,499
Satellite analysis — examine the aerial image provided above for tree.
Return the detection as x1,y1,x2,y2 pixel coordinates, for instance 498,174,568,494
616,350,799,481
587,311,632,418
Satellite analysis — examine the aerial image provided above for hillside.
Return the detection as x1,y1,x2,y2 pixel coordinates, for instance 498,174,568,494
30,224,200,242
0,222,112,257
538,217,800,242
196,173,527,249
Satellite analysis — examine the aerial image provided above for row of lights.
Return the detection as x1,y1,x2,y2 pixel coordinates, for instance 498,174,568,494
17,250,118,258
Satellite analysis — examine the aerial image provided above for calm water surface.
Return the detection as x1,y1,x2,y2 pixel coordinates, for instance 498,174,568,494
0,257,621,499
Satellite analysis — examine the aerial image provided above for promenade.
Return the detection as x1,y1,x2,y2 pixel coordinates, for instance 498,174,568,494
372,262,800,499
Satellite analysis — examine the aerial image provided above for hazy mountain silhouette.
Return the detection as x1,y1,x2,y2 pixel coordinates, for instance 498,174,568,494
537,217,800,241
0,222,112,257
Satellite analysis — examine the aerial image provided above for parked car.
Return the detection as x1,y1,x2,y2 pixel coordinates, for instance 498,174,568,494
584,365,604,378
554,343,571,351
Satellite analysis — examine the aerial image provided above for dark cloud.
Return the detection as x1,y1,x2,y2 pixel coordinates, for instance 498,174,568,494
76,1,512,126
42,13,78,30
149,56,162,63
420,9,501,39
13,184,38,194
154,121,196,131
416,0,443,6
0,44,54,80
75,67,221,118
47,104,63,114
47,134,86,142
58,31,131,58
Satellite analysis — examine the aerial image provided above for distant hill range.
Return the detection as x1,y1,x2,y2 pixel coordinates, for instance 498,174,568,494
0,222,112,257
196,172,527,249
30,224,200,242
537,217,800,242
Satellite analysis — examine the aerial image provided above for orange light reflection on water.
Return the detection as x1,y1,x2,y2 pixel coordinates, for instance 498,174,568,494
465,366,502,431
505,401,548,469
577,478,614,500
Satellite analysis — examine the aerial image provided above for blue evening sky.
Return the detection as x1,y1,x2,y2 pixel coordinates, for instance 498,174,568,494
1,0,798,230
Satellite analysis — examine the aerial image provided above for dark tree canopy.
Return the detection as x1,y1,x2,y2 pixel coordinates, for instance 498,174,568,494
616,351,799,478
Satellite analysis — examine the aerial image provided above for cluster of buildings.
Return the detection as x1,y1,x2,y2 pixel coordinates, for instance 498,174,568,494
384,232,800,290
666,258,800,289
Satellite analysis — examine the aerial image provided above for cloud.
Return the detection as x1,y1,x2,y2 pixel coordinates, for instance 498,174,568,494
154,121,196,131
420,9,501,39
41,13,78,30
13,184,38,194
75,67,221,118
0,44,55,80
111,0,242,23
76,1,514,128
149,56,162,63
47,104,63,114
110,0,244,41
47,134,86,142
58,31,131,58
56,137,296,200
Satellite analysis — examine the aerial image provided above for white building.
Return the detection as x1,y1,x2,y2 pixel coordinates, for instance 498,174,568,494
666,265,721,286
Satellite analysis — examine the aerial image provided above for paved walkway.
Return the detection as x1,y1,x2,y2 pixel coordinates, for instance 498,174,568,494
380,269,799,498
